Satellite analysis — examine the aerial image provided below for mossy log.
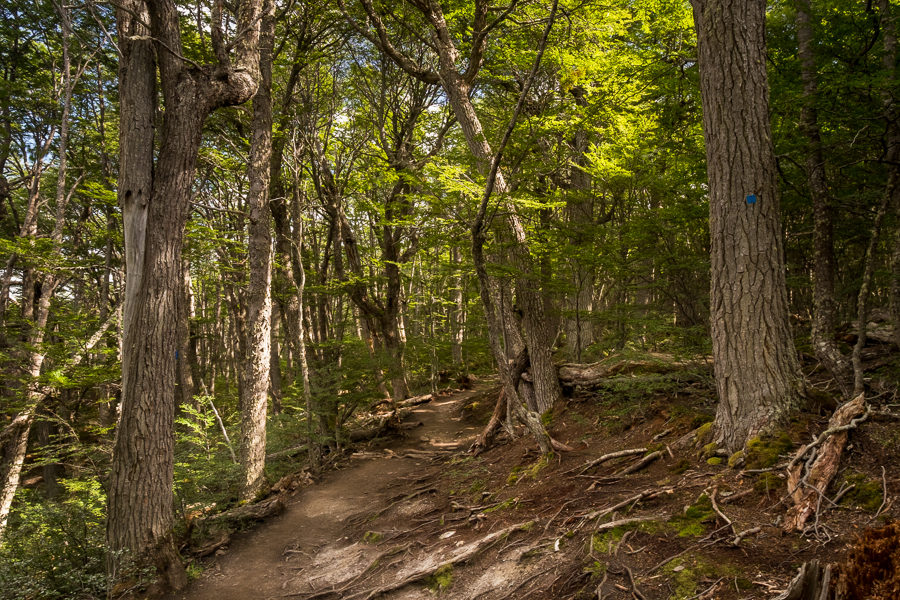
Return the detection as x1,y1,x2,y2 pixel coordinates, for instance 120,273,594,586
553,353,707,389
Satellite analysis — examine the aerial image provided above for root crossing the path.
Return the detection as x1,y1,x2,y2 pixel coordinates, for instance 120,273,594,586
165,389,485,600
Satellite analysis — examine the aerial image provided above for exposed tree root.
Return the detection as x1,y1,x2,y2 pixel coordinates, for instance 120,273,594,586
470,388,505,455
577,489,673,524
555,353,705,388
568,448,648,475
784,393,867,532
303,522,532,600
617,451,662,475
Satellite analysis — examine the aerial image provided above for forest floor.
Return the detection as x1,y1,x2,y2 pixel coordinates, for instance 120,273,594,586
166,365,900,600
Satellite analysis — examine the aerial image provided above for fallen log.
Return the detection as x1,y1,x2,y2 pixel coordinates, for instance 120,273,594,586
201,495,285,527
556,353,707,389
347,407,415,443
398,393,433,408
784,393,867,532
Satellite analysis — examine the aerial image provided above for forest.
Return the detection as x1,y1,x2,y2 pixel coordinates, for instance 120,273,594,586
1,0,899,598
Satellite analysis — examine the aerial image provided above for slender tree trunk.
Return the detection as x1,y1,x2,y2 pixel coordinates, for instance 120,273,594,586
691,0,803,451
796,0,853,397
450,246,465,366
270,304,283,415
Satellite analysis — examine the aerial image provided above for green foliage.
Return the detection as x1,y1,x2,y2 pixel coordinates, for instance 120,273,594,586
661,554,737,600
0,480,119,600
507,454,553,485
174,402,241,511
839,471,884,512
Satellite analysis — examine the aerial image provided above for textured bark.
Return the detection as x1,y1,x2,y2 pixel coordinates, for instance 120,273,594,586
238,0,275,501
879,0,900,351
108,0,264,583
796,0,853,397
691,0,802,451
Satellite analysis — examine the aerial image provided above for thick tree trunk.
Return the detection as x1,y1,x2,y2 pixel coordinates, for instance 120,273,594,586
796,0,853,397
108,0,264,583
691,0,802,451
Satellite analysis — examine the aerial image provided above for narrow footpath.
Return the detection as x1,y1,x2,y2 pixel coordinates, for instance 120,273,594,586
167,388,484,600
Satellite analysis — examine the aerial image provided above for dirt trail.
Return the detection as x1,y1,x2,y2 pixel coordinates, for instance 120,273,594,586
168,389,483,600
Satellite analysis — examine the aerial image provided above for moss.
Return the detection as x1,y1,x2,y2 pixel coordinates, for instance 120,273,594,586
662,555,737,600
706,457,723,466
541,411,554,428
754,472,783,493
363,531,383,544
840,471,884,512
694,422,713,446
507,453,553,485
484,498,517,513
670,458,691,475
426,564,453,593
591,527,628,554
745,432,794,469
728,450,745,469
584,560,606,580
700,442,717,459
668,494,715,537
689,414,715,430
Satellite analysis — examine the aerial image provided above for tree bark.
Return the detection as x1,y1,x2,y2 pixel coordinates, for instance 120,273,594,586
238,0,275,501
108,0,264,583
691,0,803,451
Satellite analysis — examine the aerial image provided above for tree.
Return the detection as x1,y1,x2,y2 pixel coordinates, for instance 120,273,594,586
238,0,276,501
691,0,803,451
340,0,563,452
107,0,265,585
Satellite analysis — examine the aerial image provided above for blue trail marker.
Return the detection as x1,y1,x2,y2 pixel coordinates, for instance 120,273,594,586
746,193,757,205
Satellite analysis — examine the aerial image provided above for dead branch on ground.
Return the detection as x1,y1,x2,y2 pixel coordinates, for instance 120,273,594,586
784,393,867,532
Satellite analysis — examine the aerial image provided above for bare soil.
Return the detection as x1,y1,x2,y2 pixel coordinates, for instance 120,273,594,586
167,372,900,600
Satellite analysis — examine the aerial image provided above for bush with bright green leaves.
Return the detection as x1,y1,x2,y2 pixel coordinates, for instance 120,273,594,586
0,479,112,600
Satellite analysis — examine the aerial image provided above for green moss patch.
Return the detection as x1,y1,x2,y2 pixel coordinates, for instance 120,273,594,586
507,453,553,485
363,530,383,544
661,554,737,600
668,494,715,537
754,472,784,493
693,422,713,446
839,471,884,512
745,432,793,469
426,564,453,593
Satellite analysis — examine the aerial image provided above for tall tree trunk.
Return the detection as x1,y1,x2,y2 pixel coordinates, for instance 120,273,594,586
796,0,853,397
108,0,264,584
238,0,275,501
691,0,803,451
